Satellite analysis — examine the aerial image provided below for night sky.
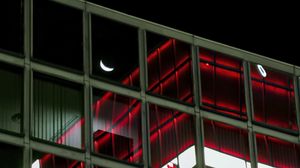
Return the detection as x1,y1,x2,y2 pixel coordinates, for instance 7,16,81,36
89,1,299,66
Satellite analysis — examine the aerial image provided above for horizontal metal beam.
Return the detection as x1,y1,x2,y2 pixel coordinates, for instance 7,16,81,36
194,37,294,74
90,79,141,99
91,155,142,168
0,132,24,146
30,140,85,162
0,52,24,67
201,110,248,129
31,62,84,84
85,2,194,44
252,124,299,144
146,94,195,115
51,0,85,10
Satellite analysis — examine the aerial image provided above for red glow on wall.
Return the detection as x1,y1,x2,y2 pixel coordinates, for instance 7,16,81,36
256,134,300,168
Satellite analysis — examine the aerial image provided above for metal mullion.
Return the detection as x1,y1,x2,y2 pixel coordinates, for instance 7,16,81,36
192,39,205,168
0,52,24,66
83,3,92,168
138,28,150,167
24,0,32,167
30,140,85,162
243,61,257,168
293,74,300,142
91,155,141,168
31,62,85,84
145,94,194,115
85,2,194,44
194,37,294,75
51,0,85,10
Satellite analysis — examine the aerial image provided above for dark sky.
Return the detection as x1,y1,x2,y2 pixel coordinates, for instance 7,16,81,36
90,1,299,66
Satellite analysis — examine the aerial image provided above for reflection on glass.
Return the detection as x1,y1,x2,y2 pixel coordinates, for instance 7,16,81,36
147,32,194,104
203,119,250,168
91,15,140,88
149,104,196,168
251,64,298,131
33,0,83,71
92,89,142,163
0,1,23,55
32,73,84,149
32,151,84,168
0,63,23,133
0,142,23,168
199,48,246,119
256,134,300,168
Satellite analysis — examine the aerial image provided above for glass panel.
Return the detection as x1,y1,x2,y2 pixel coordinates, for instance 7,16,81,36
256,134,300,168
0,142,23,168
92,89,142,163
251,64,298,131
200,49,246,119
0,1,23,55
91,15,140,88
33,0,83,71
203,119,250,168
32,151,84,168
146,32,194,104
0,63,23,133
32,73,84,149
149,103,196,168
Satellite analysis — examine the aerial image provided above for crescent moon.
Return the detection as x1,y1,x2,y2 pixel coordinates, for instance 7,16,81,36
100,60,114,72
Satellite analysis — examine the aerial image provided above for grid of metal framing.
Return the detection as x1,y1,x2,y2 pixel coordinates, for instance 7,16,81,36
0,0,300,167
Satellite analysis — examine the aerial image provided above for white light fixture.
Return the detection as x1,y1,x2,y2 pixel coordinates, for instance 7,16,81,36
32,159,40,168
100,60,114,72
257,64,267,78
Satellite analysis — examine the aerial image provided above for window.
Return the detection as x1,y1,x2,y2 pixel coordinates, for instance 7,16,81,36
149,104,196,168
251,64,298,132
203,119,250,168
91,15,140,88
32,73,84,149
256,134,300,168
92,89,142,164
0,142,23,168
0,63,23,133
0,1,23,55
33,0,83,71
147,32,194,104
32,151,84,168
200,49,246,119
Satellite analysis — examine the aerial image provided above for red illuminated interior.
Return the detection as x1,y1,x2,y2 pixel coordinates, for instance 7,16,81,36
251,65,298,131
38,40,299,167
204,119,250,161
256,134,300,168
199,49,246,119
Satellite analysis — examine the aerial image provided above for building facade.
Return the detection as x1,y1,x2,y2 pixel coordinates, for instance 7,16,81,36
0,0,300,168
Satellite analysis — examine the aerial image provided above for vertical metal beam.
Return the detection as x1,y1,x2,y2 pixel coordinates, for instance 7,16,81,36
24,0,32,167
243,61,257,168
83,3,92,168
293,70,300,142
191,38,205,168
138,29,150,168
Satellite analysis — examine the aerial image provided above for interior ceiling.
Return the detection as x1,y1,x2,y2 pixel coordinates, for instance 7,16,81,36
88,0,299,66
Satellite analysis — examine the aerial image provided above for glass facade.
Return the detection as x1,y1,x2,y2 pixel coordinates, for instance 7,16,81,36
149,104,196,168
0,1,23,55
91,15,140,88
33,73,84,149
92,89,142,163
0,0,299,168
146,33,194,104
200,49,246,119
251,64,298,132
32,151,85,168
